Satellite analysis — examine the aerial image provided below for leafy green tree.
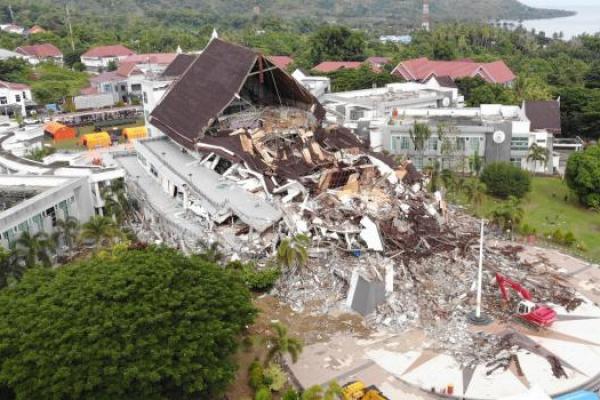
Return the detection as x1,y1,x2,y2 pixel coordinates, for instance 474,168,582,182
308,25,366,65
480,162,531,199
565,144,600,208
265,322,303,365
301,382,343,400
106,59,118,71
15,231,55,267
80,216,121,249
277,234,309,272
0,247,23,289
328,65,400,92
469,152,483,176
256,387,273,400
0,246,256,399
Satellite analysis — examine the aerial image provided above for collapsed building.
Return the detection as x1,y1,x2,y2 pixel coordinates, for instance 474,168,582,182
116,39,585,378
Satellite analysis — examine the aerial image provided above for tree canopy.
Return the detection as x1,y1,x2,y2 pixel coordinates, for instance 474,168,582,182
565,144,600,209
0,246,256,400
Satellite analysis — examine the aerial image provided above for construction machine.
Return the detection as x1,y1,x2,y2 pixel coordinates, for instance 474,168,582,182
342,381,390,400
495,273,556,328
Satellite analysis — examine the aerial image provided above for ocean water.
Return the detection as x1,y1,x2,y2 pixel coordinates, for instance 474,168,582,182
517,0,600,39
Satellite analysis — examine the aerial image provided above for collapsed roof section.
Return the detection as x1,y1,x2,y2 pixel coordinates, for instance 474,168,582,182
150,39,323,149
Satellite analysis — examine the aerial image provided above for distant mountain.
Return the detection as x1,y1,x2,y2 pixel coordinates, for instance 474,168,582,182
1,0,574,30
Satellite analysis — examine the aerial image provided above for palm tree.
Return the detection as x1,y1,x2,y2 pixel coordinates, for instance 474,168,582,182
265,322,303,365
55,217,80,253
463,179,487,210
409,121,432,168
276,234,310,272
527,143,548,172
80,216,121,249
15,231,56,267
488,196,525,234
0,247,24,288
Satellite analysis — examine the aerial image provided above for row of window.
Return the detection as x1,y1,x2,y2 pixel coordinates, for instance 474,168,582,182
391,135,481,153
1,197,73,248
0,91,27,105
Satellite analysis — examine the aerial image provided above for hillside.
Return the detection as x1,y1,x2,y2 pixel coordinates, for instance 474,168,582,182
2,0,574,31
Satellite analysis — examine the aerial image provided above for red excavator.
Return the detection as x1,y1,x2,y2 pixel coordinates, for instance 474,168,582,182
495,273,557,328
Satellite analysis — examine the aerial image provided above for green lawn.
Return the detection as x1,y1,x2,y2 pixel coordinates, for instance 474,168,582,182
462,177,600,262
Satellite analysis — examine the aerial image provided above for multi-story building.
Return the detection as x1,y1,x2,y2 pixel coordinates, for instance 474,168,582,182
291,69,331,98
376,103,559,173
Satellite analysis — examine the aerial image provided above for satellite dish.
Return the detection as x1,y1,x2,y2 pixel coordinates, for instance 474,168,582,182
493,130,506,144
442,97,450,107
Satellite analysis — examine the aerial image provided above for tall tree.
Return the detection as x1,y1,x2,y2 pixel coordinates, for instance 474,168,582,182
409,121,432,168
527,143,548,171
308,25,366,65
55,216,80,252
0,246,256,399
276,234,309,272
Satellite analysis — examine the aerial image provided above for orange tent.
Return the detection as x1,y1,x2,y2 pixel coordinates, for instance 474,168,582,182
80,132,111,149
44,122,76,141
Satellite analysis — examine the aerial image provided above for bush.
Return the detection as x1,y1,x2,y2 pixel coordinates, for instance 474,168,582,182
545,229,578,248
282,390,300,400
480,162,531,199
519,223,537,236
565,144,600,209
248,360,265,391
255,387,272,400
228,261,281,291
264,364,287,392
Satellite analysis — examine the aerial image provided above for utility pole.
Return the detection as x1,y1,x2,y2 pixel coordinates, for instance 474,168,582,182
468,219,492,325
422,0,431,32
8,4,15,24
65,1,75,52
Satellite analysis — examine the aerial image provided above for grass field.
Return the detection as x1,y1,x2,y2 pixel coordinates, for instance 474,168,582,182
464,177,600,262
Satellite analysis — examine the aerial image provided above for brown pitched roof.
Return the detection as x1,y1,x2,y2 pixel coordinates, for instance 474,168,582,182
82,45,135,58
16,43,62,58
150,39,319,149
524,100,562,134
161,54,197,78
427,75,457,88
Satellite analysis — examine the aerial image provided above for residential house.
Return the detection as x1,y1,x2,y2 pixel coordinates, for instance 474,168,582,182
0,48,25,61
312,61,364,74
392,57,516,87
0,80,32,116
365,56,392,72
16,43,63,65
81,45,136,72
291,69,331,98
268,55,294,71
87,62,145,104
25,25,46,35
120,53,178,75
0,24,24,35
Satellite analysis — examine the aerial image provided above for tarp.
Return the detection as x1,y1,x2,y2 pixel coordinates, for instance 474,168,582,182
122,126,147,142
80,132,111,149
44,121,76,141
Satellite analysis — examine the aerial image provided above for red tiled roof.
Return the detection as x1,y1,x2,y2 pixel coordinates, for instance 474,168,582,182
0,80,30,90
313,61,364,73
116,62,144,77
16,43,62,58
392,57,516,84
121,53,178,65
82,45,136,58
366,56,391,65
268,56,294,70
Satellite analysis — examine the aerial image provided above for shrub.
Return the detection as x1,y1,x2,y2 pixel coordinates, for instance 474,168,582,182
255,387,272,400
248,360,265,391
228,261,281,291
480,162,531,199
545,229,578,248
565,144,600,209
519,223,537,236
264,364,287,392
282,390,300,400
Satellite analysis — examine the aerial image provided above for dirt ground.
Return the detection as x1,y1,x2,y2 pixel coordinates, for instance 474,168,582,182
225,294,373,400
